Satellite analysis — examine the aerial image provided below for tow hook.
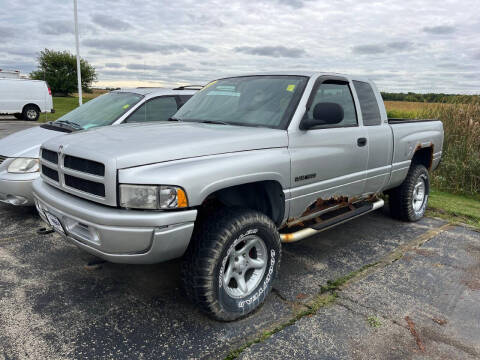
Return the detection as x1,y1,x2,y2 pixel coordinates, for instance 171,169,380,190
37,226,54,235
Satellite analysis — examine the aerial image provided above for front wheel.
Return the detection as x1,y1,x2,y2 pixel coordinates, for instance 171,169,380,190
181,208,281,321
389,164,429,222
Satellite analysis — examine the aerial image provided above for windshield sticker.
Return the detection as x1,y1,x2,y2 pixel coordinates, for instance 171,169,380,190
122,104,130,109
207,90,241,97
286,84,296,92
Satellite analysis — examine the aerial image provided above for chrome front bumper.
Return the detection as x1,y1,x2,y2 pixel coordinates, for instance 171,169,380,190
33,179,197,264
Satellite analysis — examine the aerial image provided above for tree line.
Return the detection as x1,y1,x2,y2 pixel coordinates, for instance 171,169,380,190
381,92,480,104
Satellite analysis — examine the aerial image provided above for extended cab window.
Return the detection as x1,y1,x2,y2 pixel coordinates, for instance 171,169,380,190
127,96,178,123
305,82,357,127
352,81,381,126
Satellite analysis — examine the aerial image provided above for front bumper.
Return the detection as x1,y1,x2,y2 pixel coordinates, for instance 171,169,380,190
0,178,36,206
33,179,197,264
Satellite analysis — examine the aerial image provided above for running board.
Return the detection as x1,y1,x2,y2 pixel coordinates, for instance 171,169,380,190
280,199,384,243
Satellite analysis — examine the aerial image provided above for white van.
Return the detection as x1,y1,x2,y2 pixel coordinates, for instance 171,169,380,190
0,79,54,121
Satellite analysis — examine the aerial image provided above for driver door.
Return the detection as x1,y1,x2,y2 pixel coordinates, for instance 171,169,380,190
288,77,369,219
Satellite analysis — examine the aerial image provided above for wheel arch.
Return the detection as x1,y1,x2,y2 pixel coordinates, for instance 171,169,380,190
411,145,434,170
22,103,41,114
198,180,286,226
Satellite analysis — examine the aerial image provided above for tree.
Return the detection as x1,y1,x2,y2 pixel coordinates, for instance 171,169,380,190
30,49,97,95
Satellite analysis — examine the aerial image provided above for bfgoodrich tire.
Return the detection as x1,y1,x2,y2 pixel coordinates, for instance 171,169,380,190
389,164,429,222
181,208,281,321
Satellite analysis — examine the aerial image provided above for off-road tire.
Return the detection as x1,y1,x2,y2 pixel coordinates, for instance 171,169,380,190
389,164,429,222
181,208,281,321
22,105,39,121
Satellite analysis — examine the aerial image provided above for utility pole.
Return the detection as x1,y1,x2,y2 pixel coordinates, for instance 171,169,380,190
74,0,82,105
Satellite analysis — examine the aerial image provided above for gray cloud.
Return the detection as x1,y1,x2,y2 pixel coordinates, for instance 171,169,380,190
386,41,414,50
353,41,415,54
234,46,306,58
0,25,15,39
83,38,208,54
105,62,123,68
352,45,386,54
91,14,132,31
6,48,39,58
39,21,73,35
126,63,192,72
422,25,455,34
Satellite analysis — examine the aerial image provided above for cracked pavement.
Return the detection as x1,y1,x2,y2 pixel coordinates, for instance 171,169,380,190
1,121,479,359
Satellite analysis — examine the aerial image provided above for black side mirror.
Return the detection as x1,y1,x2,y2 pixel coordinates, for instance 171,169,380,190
300,102,344,130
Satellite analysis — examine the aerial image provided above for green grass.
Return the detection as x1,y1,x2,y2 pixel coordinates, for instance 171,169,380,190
38,96,92,122
367,316,382,328
428,190,480,230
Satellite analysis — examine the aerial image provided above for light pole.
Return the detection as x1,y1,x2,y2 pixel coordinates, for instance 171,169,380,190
74,0,82,105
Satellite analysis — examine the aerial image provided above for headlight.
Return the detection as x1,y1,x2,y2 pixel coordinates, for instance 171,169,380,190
119,184,188,210
8,158,39,173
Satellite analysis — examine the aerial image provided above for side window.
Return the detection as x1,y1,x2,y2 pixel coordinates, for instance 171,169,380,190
352,81,381,126
178,95,193,107
126,96,178,123
305,81,357,127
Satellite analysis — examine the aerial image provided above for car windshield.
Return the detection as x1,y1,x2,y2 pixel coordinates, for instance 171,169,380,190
173,75,308,129
55,92,143,129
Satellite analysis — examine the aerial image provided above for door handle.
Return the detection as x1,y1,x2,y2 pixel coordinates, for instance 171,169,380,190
357,137,367,147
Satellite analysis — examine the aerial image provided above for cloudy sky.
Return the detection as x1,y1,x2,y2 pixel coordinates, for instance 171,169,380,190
1,0,479,93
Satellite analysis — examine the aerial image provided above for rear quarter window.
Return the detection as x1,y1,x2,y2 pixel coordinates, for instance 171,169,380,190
353,80,381,126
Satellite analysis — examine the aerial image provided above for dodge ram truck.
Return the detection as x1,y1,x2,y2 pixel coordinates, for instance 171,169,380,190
33,72,443,321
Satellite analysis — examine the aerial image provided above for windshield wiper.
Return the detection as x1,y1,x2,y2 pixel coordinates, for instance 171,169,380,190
196,119,230,125
167,117,181,121
56,120,83,130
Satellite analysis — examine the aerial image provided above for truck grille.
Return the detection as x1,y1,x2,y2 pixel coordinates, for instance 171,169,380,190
40,147,110,204
41,149,58,164
42,165,59,182
64,155,104,176
0,155,6,166
64,174,105,197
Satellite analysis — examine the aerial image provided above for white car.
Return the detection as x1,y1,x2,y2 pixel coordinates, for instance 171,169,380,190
0,78,54,121
0,86,198,206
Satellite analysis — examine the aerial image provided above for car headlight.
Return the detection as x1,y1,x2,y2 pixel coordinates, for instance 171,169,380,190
119,184,188,210
8,158,40,173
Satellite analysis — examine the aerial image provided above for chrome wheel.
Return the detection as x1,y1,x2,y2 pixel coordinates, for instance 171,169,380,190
222,234,268,299
412,176,427,213
26,109,37,120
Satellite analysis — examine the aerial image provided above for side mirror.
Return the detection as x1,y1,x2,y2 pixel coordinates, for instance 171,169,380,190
300,102,344,130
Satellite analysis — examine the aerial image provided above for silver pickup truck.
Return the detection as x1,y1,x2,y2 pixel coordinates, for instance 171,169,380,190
33,72,443,321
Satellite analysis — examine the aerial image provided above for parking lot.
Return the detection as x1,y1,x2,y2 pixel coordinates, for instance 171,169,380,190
1,120,479,359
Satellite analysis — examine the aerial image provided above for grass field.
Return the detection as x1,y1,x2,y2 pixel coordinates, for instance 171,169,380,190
386,100,480,197
428,190,480,230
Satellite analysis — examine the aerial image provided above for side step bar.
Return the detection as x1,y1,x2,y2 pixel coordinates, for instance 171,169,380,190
280,199,384,243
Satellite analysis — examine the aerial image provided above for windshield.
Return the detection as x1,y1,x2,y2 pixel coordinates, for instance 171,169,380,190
55,92,143,129
174,75,308,129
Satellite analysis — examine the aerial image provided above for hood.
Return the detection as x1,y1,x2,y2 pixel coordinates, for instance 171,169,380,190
43,122,288,169
0,126,63,158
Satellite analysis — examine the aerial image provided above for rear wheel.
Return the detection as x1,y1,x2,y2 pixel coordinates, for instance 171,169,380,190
22,105,39,121
389,164,429,222
181,208,281,321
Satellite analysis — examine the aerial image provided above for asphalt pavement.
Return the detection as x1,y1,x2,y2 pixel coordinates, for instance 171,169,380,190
1,121,479,359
